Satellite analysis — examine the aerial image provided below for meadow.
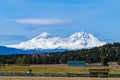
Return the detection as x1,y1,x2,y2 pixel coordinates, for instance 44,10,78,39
0,65,120,80
0,64,88,73
0,64,120,74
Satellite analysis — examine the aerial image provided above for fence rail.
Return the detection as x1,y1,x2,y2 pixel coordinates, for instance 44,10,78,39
0,72,120,78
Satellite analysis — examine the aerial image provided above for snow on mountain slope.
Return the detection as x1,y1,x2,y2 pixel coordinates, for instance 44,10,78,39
5,32,106,50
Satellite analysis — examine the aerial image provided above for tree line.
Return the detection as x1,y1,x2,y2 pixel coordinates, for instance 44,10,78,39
0,42,120,66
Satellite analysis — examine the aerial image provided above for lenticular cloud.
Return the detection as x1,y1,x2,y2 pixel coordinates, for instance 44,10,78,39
5,18,71,25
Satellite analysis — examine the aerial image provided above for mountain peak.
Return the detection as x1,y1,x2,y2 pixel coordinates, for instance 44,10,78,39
35,32,52,39
68,31,89,40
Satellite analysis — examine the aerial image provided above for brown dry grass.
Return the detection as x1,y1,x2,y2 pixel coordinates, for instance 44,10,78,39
1,64,120,73
0,65,89,73
0,77,120,80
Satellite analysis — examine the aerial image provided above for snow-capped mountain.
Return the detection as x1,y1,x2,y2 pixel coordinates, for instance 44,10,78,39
5,32,106,50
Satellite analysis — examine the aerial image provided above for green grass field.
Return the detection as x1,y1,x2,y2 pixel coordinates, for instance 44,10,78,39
0,64,120,74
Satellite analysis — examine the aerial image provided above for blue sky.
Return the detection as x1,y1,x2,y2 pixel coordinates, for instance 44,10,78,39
0,0,120,45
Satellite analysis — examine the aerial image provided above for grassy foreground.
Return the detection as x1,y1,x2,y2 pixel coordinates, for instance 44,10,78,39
0,64,89,73
0,76,120,80
0,64,120,74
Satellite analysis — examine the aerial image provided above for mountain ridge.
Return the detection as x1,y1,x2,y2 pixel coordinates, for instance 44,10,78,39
5,31,106,50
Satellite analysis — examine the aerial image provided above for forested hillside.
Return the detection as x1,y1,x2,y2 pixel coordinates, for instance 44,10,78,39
0,42,120,65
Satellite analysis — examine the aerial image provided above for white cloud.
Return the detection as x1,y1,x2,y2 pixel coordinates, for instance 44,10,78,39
5,18,71,25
